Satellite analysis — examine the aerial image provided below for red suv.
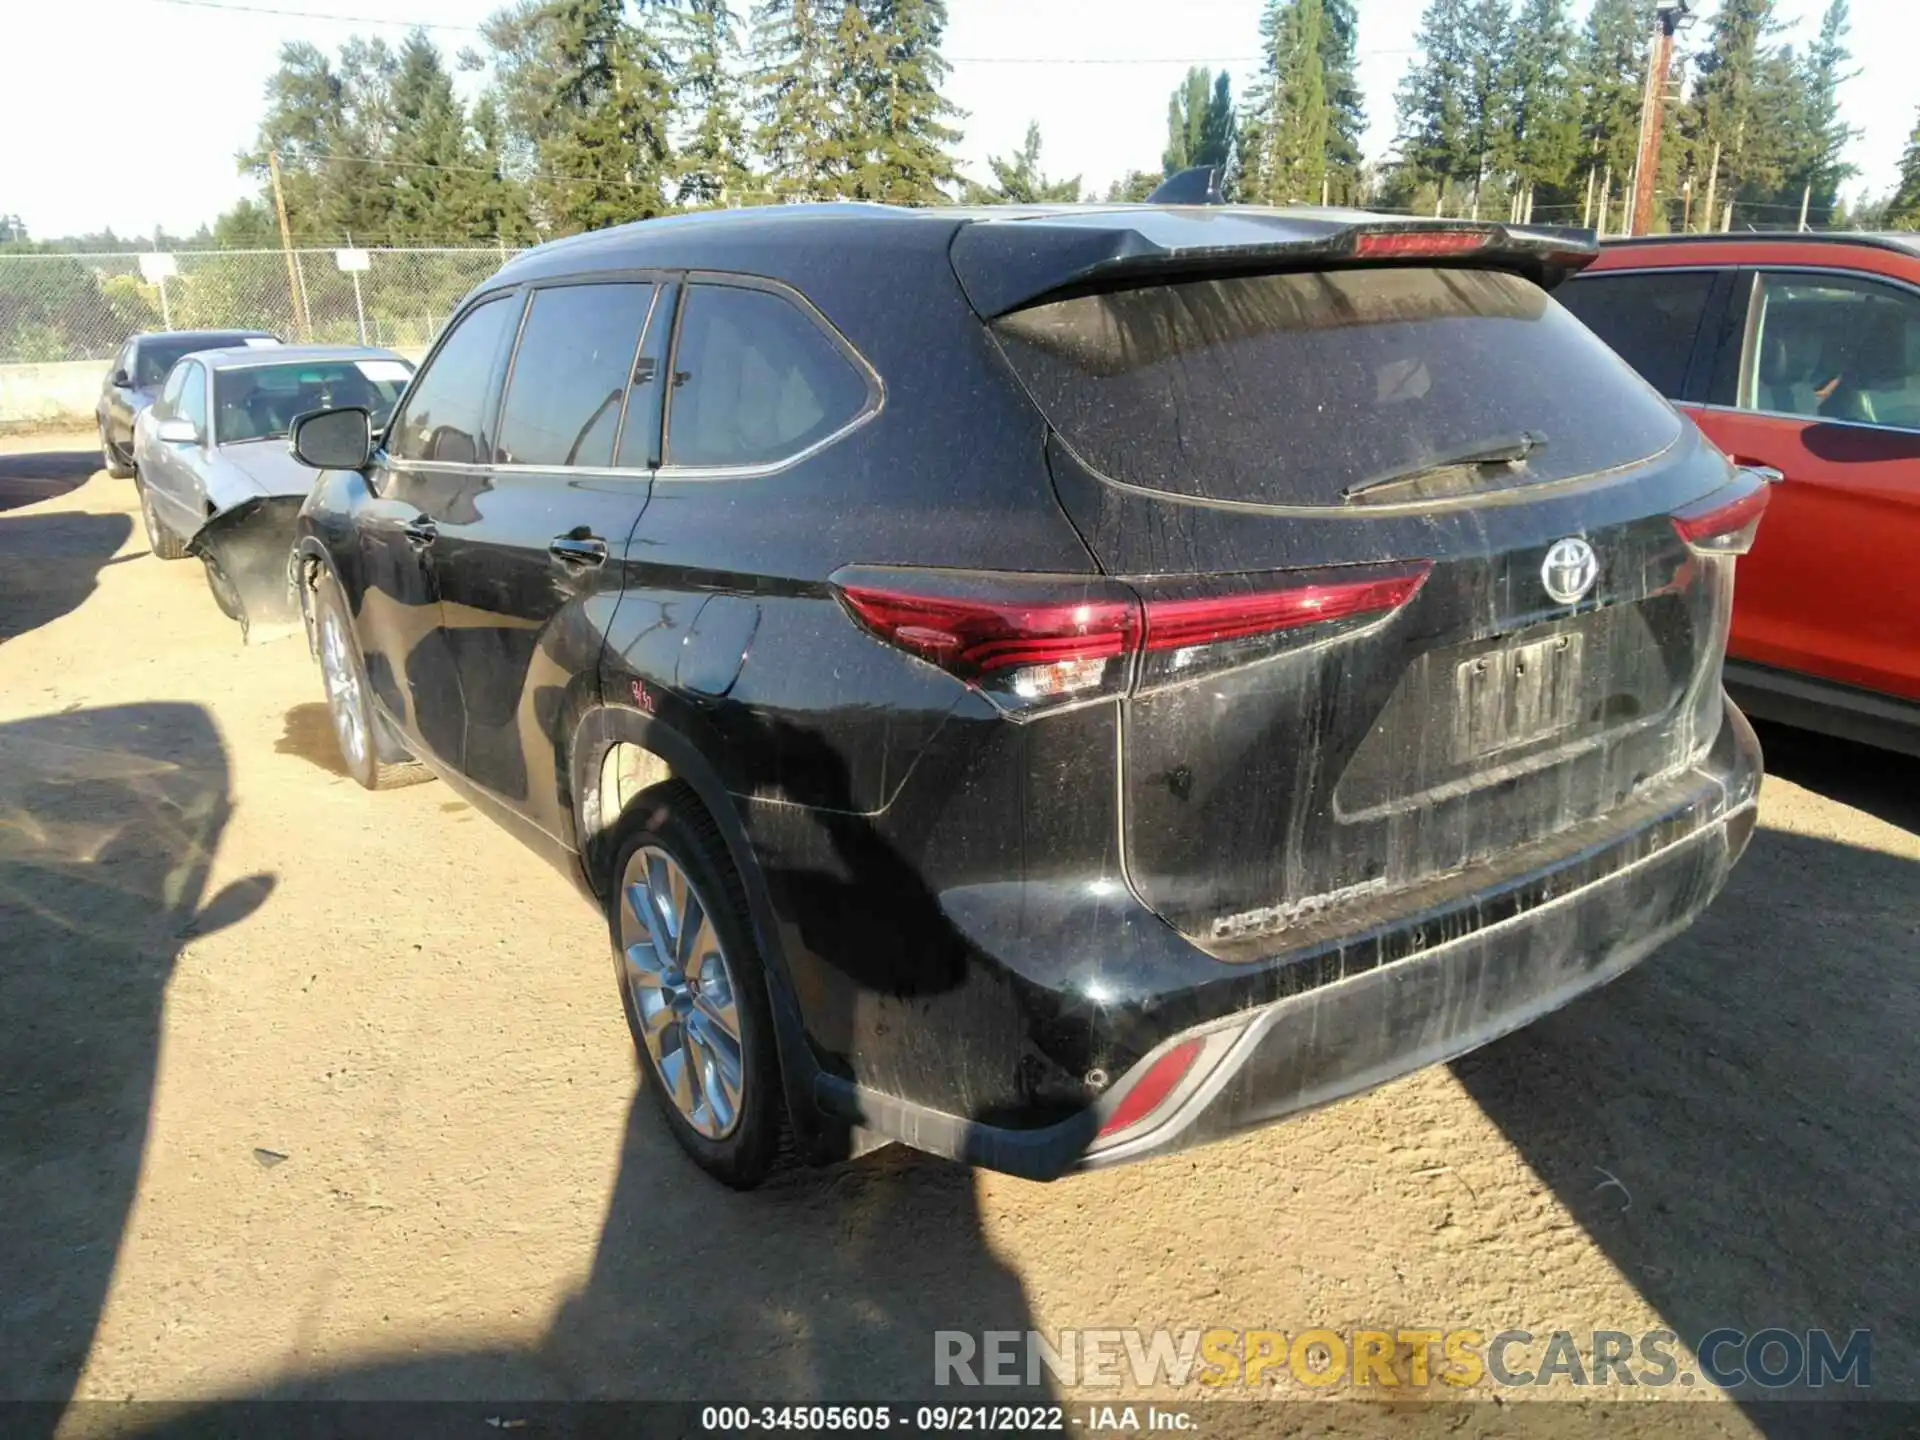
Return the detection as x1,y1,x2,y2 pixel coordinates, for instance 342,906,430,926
1562,233,1920,756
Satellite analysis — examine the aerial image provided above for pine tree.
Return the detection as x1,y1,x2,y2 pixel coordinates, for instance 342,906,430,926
1320,0,1366,201
1242,0,1339,205
1163,68,1225,176
750,0,845,198
485,0,676,233
1885,107,1920,230
1460,0,1512,196
1571,0,1650,216
668,0,755,206
1682,0,1783,221
966,121,1080,204
386,32,481,243
244,38,401,243
1199,72,1235,171
1789,0,1858,226
848,0,964,203
1394,0,1474,202
1504,0,1579,206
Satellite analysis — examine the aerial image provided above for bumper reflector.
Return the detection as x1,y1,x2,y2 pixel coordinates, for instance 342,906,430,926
1097,1038,1204,1139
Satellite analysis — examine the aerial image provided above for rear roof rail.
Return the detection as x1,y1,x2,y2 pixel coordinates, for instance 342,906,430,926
950,209,1600,317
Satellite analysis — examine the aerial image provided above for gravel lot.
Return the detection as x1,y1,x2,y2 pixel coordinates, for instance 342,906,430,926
2,433,1915,1437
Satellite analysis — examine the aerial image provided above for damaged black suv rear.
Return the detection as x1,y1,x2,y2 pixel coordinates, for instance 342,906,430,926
289,204,1764,1188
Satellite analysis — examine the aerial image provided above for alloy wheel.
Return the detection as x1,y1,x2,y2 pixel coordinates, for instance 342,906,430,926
618,845,746,1139
318,609,367,770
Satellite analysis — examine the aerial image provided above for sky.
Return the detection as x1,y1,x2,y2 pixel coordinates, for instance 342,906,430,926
0,0,1910,241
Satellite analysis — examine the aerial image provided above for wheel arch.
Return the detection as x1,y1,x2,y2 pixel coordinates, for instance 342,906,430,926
569,703,842,1160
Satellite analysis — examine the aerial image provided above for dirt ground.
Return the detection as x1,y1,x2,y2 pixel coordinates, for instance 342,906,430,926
2,432,1915,1437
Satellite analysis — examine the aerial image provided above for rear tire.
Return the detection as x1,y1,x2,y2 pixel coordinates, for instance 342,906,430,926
100,425,133,479
608,784,784,1190
311,568,432,790
134,468,188,560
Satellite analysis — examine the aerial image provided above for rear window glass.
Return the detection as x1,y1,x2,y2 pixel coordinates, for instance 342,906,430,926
214,360,412,444
134,334,269,387
991,267,1681,508
1558,269,1716,398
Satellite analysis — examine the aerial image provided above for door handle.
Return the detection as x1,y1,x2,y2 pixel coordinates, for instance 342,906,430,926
548,534,609,567
1733,459,1785,485
402,515,438,547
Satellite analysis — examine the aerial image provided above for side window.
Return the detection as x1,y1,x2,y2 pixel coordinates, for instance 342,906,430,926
388,295,517,464
1557,270,1717,399
495,282,655,468
1744,272,1920,430
156,363,188,418
664,283,871,469
115,342,135,384
176,363,207,435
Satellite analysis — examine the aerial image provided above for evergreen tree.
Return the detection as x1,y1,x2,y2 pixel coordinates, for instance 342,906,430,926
1460,0,1512,192
1886,107,1920,230
1163,68,1230,176
1320,0,1366,201
750,0,845,197
1504,0,1579,204
1789,0,1858,225
668,0,756,206
1682,0,1783,219
1570,0,1650,213
847,0,965,203
1394,0,1474,201
1242,0,1336,205
484,0,675,234
243,38,401,242
966,121,1080,204
386,31,482,243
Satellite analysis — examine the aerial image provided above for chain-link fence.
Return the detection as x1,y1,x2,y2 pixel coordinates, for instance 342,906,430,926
0,246,521,364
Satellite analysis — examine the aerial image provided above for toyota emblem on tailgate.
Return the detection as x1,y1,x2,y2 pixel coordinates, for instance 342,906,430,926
1541,537,1599,604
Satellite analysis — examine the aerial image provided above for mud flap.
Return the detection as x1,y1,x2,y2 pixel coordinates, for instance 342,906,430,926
186,496,305,645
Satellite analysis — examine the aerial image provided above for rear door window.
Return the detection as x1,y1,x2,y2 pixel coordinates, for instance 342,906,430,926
1558,269,1718,399
990,266,1682,508
663,283,872,469
495,282,656,468
389,295,518,464
1743,272,1920,430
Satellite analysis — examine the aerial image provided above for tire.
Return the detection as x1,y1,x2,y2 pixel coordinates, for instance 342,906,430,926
311,568,432,790
608,783,784,1189
134,468,189,560
100,424,133,479
202,554,243,622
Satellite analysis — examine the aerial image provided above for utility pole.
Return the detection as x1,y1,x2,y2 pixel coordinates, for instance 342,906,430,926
1798,182,1812,231
1701,141,1722,233
267,152,311,341
1630,3,1693,236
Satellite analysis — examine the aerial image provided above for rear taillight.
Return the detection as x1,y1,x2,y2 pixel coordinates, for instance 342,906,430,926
1352,229,1490,259
1673,481,1769,556
833,562,1430,715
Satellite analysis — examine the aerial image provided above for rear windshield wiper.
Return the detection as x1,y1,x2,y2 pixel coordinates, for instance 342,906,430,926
1341,431,1548,504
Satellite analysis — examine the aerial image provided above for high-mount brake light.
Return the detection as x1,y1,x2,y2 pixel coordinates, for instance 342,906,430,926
834,563,1431,715
1352,230,1491,259
1672,483,1769,556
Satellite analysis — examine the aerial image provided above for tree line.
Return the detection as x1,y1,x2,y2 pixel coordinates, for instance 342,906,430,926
8,0,1920,255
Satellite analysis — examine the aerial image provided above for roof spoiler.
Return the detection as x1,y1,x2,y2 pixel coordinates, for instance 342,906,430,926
1146,166,1225,205
951,213,1601,317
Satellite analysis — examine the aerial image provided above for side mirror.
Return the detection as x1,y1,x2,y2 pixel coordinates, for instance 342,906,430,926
290,407,373,470
155,417,199,445
110,368,132,388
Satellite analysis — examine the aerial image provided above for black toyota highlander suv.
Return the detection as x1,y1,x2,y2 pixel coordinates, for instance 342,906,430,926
286,203,1766,1189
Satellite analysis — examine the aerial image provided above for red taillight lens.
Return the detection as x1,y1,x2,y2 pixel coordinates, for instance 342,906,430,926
1353,229,1490,259
1141,568,1431,651
1097,1038,1203,1139
1673,482,1769,555
832,561,1430,714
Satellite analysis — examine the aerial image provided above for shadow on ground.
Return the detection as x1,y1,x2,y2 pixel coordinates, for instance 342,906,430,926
1457,735,1919,1437
0,705,271,1421
0,508,135,643
0,446,97,514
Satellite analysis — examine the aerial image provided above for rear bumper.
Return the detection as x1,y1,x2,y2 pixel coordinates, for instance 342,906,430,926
816,698,1762,1179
